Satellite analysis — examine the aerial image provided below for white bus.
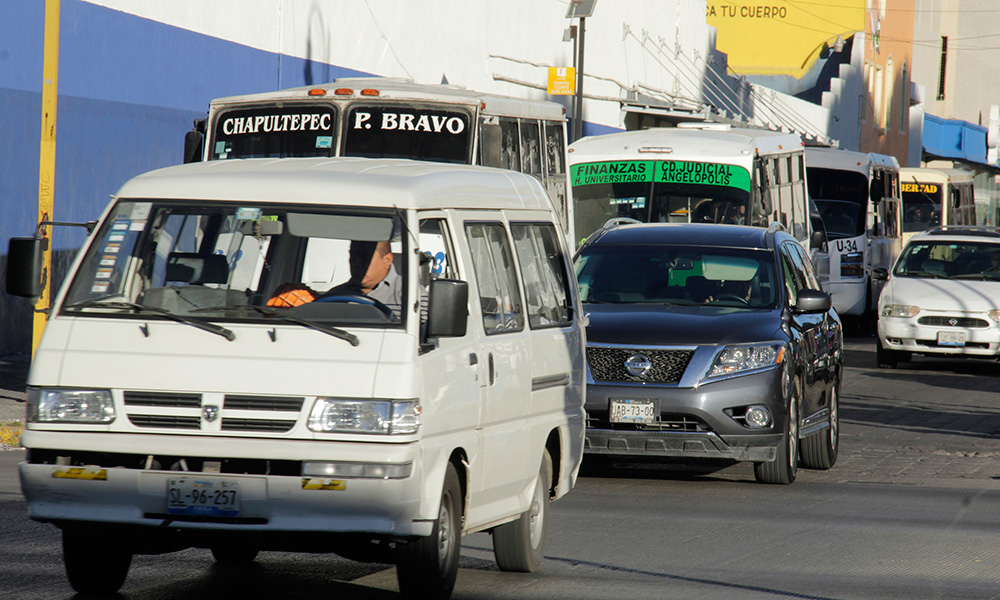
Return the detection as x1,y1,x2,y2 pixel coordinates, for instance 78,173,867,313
805,147,902,319
567,124,821,253
899,167,976,245
185,77,573,244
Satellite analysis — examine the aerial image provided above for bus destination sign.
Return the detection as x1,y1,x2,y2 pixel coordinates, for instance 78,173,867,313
572,160,751,191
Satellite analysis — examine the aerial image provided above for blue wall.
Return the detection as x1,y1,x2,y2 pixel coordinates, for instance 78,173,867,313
0,1,367,357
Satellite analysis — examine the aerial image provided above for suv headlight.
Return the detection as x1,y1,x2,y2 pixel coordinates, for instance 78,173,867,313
706,343,784,379
27,388,115,423
308,398,421,434
881,304,920,318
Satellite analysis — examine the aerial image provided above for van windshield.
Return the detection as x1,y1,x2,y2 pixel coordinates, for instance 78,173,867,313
61,200,407,328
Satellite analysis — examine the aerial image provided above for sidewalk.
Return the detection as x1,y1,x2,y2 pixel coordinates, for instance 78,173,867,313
0,355,29,449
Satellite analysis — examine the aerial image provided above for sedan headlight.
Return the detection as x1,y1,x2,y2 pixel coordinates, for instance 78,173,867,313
706,344,784,379
881,304,920,318
308,398,421,434
27,388,115,423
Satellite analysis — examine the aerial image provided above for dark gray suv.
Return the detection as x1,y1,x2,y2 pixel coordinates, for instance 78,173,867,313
575,222,843,484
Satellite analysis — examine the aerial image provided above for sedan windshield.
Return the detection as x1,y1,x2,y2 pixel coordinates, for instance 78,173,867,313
575,245,778,309
61,200,407,328
893,240,1000,280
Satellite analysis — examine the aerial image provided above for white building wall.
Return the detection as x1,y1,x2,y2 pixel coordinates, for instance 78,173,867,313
88,0,832,140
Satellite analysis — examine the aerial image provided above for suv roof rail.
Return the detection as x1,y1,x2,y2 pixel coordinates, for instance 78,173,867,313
603,217,643,230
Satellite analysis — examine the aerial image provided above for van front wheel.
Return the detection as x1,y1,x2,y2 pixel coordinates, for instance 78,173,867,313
397,462,462,600
493,449,552,572
63,528,133,595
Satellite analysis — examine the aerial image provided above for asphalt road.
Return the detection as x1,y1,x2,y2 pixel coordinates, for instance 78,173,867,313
2,335,1000,599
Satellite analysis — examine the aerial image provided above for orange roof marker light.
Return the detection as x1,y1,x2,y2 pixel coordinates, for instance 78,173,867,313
360,88,380,97
334,88,353,96
308,88,327,97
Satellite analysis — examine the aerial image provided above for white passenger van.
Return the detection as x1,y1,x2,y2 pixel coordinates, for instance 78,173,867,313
7,158,585,599
805,147,902,318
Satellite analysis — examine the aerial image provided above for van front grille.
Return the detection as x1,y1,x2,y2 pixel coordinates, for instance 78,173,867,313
128,415,201,429
124,391,201,408
221,418,297,432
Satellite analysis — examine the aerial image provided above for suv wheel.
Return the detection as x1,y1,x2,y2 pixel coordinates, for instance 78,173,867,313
754,379,799,485
801,382,839,470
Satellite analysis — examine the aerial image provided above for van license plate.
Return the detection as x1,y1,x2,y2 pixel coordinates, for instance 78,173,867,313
610,399,656,424
937,331,966,346
167,478,240,517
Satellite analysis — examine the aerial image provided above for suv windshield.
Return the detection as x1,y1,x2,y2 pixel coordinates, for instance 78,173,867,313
62,200,406,328
893,240,1000,280
575,244,778,309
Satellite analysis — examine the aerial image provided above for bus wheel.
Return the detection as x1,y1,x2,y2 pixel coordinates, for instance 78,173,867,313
63,528,133,595
493,449,552,572
397,462,462,600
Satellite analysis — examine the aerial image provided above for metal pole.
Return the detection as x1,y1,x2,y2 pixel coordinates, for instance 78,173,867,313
34,0,60,356
572,16,586,143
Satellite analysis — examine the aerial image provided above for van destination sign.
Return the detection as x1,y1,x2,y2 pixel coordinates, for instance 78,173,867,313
571,160,751,191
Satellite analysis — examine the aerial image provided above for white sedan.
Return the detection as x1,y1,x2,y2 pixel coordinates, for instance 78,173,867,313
874,227,1000,368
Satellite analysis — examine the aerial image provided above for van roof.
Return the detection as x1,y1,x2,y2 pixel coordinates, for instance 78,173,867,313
568,127,803,165
899,166,975,184
114,157,554,212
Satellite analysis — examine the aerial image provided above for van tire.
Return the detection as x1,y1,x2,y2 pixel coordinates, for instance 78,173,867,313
211,545,259,565
397,462,462,600
63,528,133,595
493,449,552,572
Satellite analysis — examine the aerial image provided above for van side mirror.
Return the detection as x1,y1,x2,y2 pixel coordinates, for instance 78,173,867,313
810,229,826,251
6,237,43,298
871,267,888,281
426,279,468,338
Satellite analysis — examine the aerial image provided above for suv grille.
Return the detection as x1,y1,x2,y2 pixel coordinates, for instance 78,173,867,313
588,347,694,383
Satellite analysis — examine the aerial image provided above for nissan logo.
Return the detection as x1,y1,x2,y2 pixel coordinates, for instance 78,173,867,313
625,354,653,377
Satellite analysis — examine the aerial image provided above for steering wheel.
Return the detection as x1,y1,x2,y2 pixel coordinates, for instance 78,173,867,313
315,293,393,317
712,293,750,306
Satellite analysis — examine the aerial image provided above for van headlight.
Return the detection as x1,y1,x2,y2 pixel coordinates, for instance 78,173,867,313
706,344,784,379
881,304,920,318
27,388,115,423
308,398,421,434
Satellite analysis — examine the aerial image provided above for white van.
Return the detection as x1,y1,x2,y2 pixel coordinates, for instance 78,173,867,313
7,158,586,599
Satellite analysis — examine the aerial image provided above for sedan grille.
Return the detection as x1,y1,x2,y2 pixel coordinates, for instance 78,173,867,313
588,347,694,384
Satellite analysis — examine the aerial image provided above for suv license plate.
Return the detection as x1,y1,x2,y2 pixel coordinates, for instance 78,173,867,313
167,478,240,517
610,399,656,424
938,331,966,346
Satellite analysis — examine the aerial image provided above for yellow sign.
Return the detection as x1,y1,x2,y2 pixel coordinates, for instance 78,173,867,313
548,67,575,96
706,1,864,78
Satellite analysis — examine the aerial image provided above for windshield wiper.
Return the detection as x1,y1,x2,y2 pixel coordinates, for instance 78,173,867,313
899,270,948,279
63,300,236,341
191,305,360,346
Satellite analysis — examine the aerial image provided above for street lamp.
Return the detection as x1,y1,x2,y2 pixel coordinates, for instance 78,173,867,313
566,0,597,143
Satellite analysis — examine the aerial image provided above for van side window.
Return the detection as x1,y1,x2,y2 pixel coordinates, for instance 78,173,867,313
466,222,524,334
419,218,456,279
511,223,572,328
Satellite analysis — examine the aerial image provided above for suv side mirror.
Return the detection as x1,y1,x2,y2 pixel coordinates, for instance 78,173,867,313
426,279,468,338
794,288,831,314
6,237,43,298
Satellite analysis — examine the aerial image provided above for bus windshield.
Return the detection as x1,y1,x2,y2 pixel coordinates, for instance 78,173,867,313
211,105,338,160
807,169,868,238
572,159,752,239
901,182,942,232
342,105,472,163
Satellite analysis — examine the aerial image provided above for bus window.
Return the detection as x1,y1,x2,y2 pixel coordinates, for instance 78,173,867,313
544,121,568,229
499,118,520,171
342,105,472,164
520,120,542,178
